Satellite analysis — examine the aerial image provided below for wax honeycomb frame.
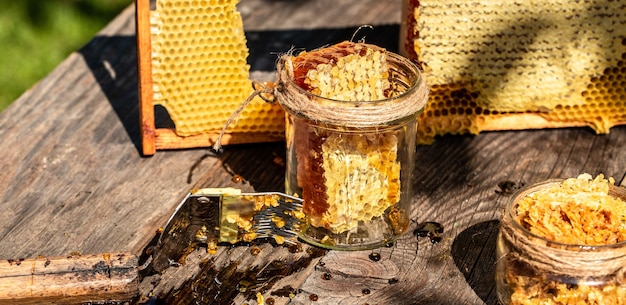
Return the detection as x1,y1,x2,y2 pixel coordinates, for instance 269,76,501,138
136,0,285,155
402,0,626,144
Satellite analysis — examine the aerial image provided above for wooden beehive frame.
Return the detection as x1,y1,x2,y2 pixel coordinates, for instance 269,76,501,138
136,0,286,156
136,0,213,155
136,0,155,156
403,0,626,144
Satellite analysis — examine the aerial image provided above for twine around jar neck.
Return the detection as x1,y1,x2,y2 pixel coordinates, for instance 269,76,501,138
213,54,429,152
275,55,429,126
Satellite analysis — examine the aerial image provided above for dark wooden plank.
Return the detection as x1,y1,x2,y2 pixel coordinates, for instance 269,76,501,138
0,252,138,304
0,1,624,305
239,0,402,30
0,5,216,259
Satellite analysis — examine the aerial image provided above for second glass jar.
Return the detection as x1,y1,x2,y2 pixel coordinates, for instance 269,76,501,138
496,178,626,305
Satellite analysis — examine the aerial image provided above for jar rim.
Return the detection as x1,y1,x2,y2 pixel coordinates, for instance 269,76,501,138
274,49,429,127
505,178,626,250
285,52,424,104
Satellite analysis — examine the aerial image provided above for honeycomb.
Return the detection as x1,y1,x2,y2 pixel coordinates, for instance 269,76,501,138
402,0,626,144
320,133,401,233
292,121,402,235
516,174,625,246
292,41,391,101
150,0,284,138
288,42,402,234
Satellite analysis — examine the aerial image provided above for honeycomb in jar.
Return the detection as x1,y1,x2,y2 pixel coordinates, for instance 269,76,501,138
319,132,401,233
504,174,626,305
291,41,391,101
289,41,402,233
402,0,626,144
150,0,284,138
292,124,403,235
292,119,329,226
515,173,626,246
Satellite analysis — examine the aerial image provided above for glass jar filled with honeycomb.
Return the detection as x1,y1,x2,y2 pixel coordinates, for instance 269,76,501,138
496,174,626,305
276,41,428,250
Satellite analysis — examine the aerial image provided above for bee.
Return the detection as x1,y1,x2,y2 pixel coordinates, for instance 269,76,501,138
7,258,24,266
495,180,524,196
414,221,444,243
412,221,444,254
249,245,262,256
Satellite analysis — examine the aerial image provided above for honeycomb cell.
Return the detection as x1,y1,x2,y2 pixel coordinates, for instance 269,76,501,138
406,0,626,144
150,0,285,137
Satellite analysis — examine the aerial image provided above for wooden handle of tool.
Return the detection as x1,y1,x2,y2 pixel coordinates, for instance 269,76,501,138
0,252,138,304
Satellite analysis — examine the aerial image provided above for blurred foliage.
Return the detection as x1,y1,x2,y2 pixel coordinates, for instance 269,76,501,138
0,0,131,111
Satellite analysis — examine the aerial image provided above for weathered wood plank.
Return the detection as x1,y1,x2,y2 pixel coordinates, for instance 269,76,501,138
0,252,138,304
0,5,215,259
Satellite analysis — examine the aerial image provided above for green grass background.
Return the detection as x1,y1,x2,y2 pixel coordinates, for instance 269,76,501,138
0,0,132,111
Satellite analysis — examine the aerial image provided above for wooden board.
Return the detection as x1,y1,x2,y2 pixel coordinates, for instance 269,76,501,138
0,252,138,304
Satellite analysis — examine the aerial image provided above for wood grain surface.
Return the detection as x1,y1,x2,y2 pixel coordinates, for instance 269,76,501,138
0,252,138,304
0,1,624,304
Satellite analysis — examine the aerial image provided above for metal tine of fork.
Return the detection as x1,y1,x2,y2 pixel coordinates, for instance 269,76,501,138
247,193,303,244
253,214,301,235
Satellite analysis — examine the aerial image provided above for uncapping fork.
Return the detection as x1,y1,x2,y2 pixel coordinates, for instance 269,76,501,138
149,188,304,272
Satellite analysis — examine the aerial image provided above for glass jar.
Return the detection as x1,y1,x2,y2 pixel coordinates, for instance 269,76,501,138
496,178,626,305
277,52,427,250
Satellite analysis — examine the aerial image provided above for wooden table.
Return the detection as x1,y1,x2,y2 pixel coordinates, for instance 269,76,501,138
0,1,624,304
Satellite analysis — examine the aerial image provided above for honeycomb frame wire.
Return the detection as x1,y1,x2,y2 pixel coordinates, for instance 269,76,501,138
136,0,285,155
402,0,626,144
